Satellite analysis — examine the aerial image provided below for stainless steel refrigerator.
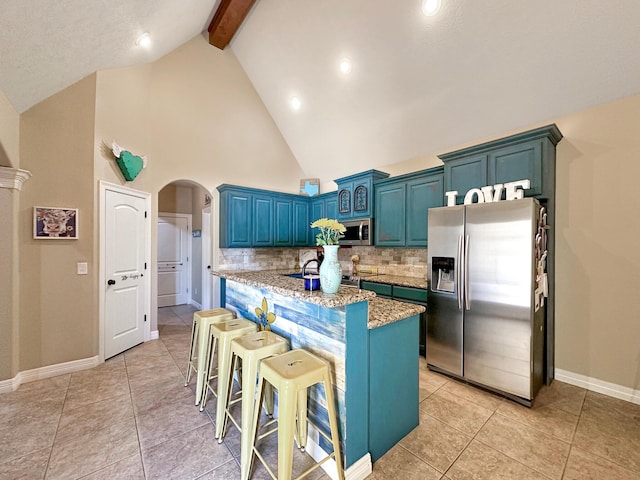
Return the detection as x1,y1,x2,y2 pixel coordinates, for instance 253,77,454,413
427,198,546,405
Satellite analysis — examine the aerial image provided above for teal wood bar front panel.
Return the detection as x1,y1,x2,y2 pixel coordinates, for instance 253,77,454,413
223,280,369,468
369,314,419,461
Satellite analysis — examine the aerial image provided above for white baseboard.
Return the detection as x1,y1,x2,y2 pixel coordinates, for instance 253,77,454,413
189,299,203,310
0,355,100,394
150,330,159,340
555,368,640,405
304,424,372,480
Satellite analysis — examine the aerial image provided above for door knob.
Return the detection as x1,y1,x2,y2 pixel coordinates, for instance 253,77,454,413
107,279,116,285
207,265,211,269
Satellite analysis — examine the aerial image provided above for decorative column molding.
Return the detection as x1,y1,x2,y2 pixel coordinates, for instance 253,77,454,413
0,167,32,190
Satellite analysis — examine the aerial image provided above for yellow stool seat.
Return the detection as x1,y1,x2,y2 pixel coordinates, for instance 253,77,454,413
200,318,258,438
246,349,345,480
221,331,289,480
185,308,235,405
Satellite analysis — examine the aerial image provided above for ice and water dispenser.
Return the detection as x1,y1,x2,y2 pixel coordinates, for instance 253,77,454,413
431,257,455,294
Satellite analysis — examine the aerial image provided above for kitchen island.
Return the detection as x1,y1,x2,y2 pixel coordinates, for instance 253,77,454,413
213,270,424,478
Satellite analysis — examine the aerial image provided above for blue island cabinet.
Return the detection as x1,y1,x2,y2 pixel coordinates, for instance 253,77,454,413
219,278,419,472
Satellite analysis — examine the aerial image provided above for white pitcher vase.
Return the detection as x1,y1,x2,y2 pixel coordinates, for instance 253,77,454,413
319,245,342,294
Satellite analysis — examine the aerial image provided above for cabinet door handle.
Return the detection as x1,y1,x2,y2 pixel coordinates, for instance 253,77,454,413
107,279,116,286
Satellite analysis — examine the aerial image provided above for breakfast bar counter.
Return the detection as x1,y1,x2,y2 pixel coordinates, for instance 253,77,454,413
213,270,422,473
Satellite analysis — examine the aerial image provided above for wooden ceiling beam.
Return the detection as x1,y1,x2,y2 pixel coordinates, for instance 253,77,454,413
208,0,257,50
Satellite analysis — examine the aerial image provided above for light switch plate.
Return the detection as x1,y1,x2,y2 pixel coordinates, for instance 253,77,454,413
77,262,88,275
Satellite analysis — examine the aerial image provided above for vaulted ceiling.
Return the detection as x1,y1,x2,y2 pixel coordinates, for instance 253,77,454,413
2,0,640,179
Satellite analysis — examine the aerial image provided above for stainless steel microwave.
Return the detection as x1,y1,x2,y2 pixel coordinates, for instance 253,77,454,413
341,218,373,246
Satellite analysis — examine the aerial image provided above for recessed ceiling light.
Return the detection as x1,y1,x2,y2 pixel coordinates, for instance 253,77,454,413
290,96,302,111
339,58,352,75
422,0,441,16
136,32,151,48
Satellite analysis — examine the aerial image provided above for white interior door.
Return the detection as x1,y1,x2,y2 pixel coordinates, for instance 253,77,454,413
201,207,212,309
158,213,190,307
104,188,148,359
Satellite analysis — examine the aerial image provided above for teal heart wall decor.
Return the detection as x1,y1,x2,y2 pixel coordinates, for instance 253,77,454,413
116,151,144,181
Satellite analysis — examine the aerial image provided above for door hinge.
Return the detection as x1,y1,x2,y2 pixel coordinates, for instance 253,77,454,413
144,314,147,322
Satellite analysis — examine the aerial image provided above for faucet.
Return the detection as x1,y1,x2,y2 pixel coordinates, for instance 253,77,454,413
302,259,320,277
351,254,360,276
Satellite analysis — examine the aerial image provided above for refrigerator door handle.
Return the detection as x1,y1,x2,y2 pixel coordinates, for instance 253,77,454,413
457,235,463,309
464,234,470,310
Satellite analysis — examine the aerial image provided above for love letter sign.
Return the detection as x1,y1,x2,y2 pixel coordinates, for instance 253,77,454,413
445,179,531,207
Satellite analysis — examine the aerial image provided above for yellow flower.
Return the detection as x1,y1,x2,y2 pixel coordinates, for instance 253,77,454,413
310,218,346,246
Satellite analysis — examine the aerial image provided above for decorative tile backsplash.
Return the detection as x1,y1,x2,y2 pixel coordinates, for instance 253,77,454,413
344,246,427,278
218,246,427,278
217,248,302,271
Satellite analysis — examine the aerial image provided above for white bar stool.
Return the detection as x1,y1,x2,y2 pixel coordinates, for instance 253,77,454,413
200,318,258,436
220,331,289,480
246,349,345,480
185,308,235,405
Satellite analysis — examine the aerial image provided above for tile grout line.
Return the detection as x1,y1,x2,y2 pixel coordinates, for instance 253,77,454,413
41,373,73,480
439,408,497,478
124,343,149,480
558,392,587,480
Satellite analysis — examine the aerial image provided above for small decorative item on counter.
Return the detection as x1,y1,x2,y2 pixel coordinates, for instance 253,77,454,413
311,218,346,293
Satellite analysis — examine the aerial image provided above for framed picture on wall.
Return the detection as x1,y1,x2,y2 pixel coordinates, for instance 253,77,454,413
33,206,78,239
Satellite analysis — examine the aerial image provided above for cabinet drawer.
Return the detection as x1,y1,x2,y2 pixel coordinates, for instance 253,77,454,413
393,286,427,303
361,281,392,297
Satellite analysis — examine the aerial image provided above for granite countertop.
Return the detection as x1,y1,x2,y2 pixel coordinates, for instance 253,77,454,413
213,269,425,329
212,270,375,308
358,274,428,290
368,297,425,329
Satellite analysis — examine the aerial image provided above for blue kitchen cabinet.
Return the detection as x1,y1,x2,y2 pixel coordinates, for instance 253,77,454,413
488,142,543,196
374,167,444,247
335,170,389,220
326,196,338,219
274,197,292,246
443,154,487,205
218,186,252,248
309,191,339,245
309,192,336,223
406,171,443,246
219,185,306,248
252,193,274,246
440,125,563,204
292,199,309,246
374,183,406,246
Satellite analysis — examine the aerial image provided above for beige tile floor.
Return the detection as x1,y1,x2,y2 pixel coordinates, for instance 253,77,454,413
0,304,638,479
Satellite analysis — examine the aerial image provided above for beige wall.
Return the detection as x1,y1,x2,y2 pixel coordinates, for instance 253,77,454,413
18,75,97,370
0,187,19,378
158,184,193,214
553,95,640,390
146,35,304,194
0,89,20,168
